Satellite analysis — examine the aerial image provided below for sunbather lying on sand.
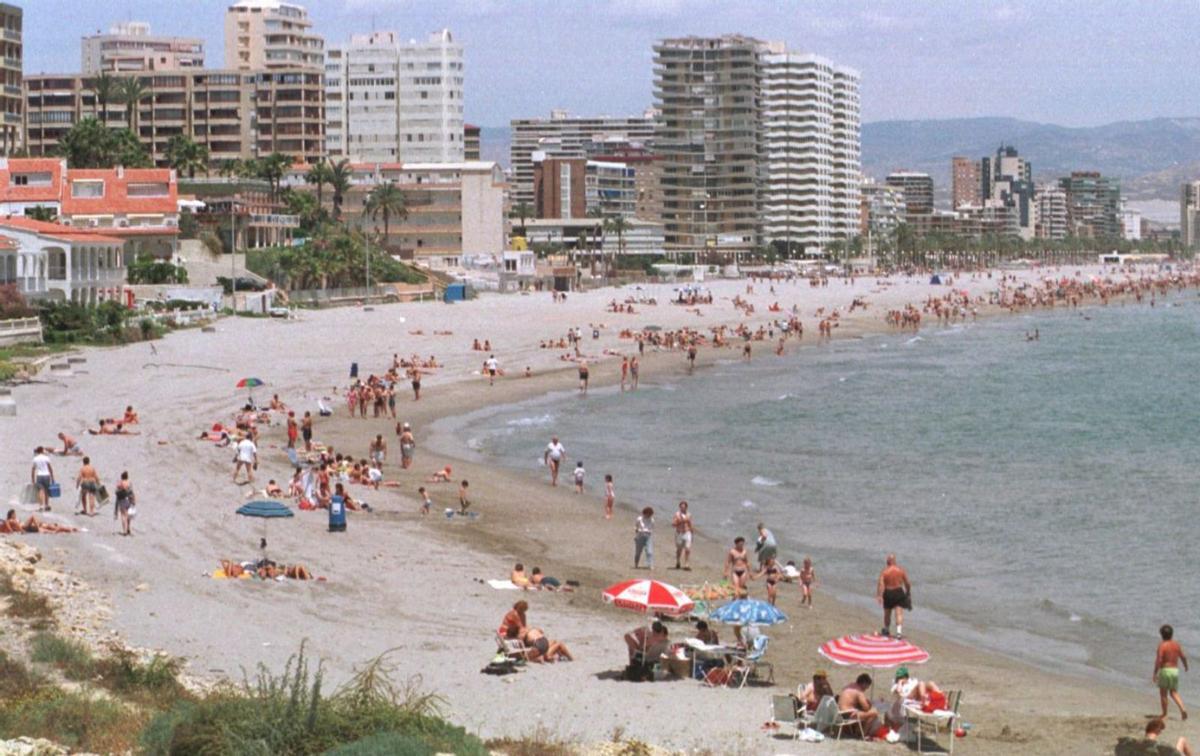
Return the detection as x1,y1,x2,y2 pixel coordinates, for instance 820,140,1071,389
122,406,139,424
265,480,283,497
2,509,77,534
89,420,139,435
220,560,313,580
519,627,573,663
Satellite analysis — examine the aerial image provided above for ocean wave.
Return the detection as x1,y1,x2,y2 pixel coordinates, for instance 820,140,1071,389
751,476,782,487
505,413,554,427
906,336,924,345
741,499,757,509
466,437,484,451
775,393,793,401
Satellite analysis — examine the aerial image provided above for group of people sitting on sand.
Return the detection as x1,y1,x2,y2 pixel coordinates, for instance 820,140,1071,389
498,600,574,663
785,666,948,740
219,558,313,581
88,407,141,435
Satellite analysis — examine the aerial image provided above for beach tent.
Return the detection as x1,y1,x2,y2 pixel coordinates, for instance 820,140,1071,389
818,633,929,669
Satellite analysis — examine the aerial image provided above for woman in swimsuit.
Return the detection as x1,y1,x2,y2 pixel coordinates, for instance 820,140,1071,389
755,556,783,606
114,471,135,536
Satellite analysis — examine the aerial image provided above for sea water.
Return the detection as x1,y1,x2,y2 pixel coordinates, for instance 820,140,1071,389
439,295,1200,691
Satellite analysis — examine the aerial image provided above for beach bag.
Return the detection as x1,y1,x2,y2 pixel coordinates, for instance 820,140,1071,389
48,483,61,498
624,660,655,682
481,659,518,676
97,485,109,503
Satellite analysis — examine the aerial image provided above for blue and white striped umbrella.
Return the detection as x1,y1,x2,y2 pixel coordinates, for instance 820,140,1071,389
708,599,788,627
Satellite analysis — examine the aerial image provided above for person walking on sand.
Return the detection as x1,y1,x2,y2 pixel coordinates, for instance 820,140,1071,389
544,436,565,486
604,474,615,519
1155,624,1189,721
485,355,499,386
75,456,101,516
30,447,55,512
725,536,751,597
114,471,135,536
418,486,432,516
233,434,258,484
877,553,912,638
398,423,416,469
286,411,298,450
634,507,654,570
369,434,387,467
578,359,589,394
458,479,471,514
573,461,585,493
755,522,777,569
301,411,314,452
672,500,693,570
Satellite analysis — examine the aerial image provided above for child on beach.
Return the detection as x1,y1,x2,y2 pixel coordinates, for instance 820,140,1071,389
604,474,614,519
418,486,432,516
458,480,470,514
1155,624,1189,721
573,462,585,493
800,557,815,608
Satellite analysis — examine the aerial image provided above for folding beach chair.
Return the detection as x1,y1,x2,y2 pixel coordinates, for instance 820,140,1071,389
906,689,962,754
811,695,864,741
730,635,774,688
769,694,800,739
494,632,529,663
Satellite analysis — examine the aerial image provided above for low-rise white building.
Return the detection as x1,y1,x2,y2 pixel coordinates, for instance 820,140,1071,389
0,216,126,304
523,217,665,257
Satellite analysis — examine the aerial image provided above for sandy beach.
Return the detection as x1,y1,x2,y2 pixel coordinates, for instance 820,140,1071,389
0,267,1186,754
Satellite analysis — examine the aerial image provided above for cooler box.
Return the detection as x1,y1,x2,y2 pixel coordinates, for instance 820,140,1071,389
328,496,346,532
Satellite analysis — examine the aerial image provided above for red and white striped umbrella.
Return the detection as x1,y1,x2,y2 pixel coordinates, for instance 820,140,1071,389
602,578,694,617
818,634,929,668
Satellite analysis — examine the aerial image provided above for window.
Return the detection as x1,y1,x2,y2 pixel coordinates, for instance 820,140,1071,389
71,180,104,199
128,182,168,197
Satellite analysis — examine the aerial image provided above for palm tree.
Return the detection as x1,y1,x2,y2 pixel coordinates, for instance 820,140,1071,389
328,158,352,221
305,161,334,218
364,182,407,252
603,214,629,278
165,135,209,178
119,76,149,131
511,201,532,238
218,159,240,178
92,71,117,126
256,152,291,200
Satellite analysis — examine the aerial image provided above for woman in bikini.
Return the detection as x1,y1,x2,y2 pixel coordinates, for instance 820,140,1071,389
755,555,783,606
114,471,135,536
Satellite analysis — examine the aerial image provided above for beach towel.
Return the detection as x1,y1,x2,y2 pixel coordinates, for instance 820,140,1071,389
487,579,520,590
211,569,252,580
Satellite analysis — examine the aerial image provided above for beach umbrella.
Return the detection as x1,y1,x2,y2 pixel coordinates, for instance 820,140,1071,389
602,578,694,617
818,633,929,669
236,499,293,542
708,598,787,627
236,377,265,404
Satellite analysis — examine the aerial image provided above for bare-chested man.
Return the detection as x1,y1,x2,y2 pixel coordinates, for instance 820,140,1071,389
724,536,751,597
369,434,387,467
838,674,881,738
397,423,416,470
672,501,693,570
75,456,101,516
876,553,912,638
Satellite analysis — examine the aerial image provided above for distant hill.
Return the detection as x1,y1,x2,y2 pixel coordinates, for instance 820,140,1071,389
478,116,1200,201
863,116,1200,201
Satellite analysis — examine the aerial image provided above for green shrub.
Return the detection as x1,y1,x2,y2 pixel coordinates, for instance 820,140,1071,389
29,632,94,680
95,647,185,703
0,649,45,699
0,687,145,754
141,646,487,756
0,572,54,627
323,731,436,755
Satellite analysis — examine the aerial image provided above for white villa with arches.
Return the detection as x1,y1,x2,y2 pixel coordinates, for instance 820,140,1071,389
0,216,125,304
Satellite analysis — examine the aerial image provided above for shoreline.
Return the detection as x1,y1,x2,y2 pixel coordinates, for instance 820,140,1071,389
1,267,1191,753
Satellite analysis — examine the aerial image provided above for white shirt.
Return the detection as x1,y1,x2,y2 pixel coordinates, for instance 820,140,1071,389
573,467,585,482
236,438,257,463
546,441,564,461
485,358,498,371
367,467,383,483
32,453,52,477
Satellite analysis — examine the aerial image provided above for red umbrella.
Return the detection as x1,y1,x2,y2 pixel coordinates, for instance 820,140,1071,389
818,633,929,669
602,578,694,617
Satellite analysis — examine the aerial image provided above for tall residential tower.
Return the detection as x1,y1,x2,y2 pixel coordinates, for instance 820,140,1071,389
325,30,464,163
224,0,323,71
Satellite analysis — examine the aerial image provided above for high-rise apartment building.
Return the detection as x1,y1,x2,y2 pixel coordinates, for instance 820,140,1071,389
509,109,655,208
760,49,860,251
1181,181,1200,249
532,157,586,219
654,35,763,256
1034,184,1068,240
980,145,1034,239
885,172,934,216
325,30,464,163
951,156,981,208
82,22,204,74
225,0,323,72
1060,171,1120,239
0,4,19,156
859,177,903,238
24,70,325,166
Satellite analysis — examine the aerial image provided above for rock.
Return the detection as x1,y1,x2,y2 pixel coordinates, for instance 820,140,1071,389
0,736,70,755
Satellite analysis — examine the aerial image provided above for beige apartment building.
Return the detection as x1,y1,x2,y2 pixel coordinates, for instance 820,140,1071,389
0,4,19,155
24,69,325,166
225,0,323,72
284,160,507,268
82,22,204,74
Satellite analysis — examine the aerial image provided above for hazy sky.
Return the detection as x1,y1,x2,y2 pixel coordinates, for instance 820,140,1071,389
24,0,1199,127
